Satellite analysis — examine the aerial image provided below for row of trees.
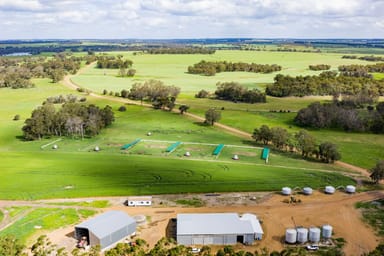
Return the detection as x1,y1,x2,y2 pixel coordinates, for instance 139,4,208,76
96,55,133,69
342,55,384,62
252,125,341,163
338,63,384,75
187,60,282,76
147,47,215,54
1,234,358,256
266,72,384,97
295,101,384,133
308,64,331,71
214,82,266,103
120,80,180,111
22,102,114,140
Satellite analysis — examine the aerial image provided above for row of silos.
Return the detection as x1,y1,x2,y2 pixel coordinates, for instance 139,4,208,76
281,185,356,195
285,225,333,244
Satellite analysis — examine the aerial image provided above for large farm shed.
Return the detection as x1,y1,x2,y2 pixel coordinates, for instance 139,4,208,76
177,213,263,246
74,211,136,250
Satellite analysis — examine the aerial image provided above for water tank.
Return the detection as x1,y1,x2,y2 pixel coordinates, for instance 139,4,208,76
52,144,58,149
309,227,321,243
94,146,100,151
282,187,292,195
345,185,356,193
302,187,313,195
296,228,308,243
147,132,152,136
285,228,297,244
185,151,191,157
322,225,333,239
232,154,239,160
324,186,335,194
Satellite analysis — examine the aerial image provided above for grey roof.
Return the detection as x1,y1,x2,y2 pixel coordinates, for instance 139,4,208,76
75,211,135,239
177,213,263,235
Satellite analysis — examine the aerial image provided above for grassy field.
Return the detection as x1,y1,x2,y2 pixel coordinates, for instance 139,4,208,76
71,50,370,94
0,207,96,243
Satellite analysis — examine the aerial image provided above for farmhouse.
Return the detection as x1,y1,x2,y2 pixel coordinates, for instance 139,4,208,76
125,196,152,206
74,211,136,250
177,213,263,245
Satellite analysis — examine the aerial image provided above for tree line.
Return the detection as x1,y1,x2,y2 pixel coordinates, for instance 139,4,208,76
187,60,282,76
266,72,384,97
121,79,180,111
342,55,384,62
252,125,341,163
22,102,114,140
294,101,384,133
0,53,82,87
96,55,133,69
309,64,331,71
146,47,215,54
338,63,384,78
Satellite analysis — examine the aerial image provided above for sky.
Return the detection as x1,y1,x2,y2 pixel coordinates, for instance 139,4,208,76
0,0,383,39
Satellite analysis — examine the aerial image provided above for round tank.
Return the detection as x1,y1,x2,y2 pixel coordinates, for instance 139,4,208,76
147,132,152,136
324,186,335,194
309,227,321,243
52,144,58,149
185,151,191,157
94,146,100,151
302,187,313,195
233,154,239,160
282,187,292,195
322,225,333,239
345,185,356,193
285,228,297,244
296,228,308,243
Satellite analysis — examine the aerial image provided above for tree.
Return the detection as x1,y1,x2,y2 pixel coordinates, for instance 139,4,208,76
319,142,341,163
295,130,316,158
30,235,56,256
127,68,136,77
370,160,384,184
179,105,189,114
205,108,221,125
252,125,272,145
270,127,289,149
0,235,26,256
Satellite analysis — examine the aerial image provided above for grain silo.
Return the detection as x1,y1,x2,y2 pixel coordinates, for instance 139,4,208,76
345,185,356,193
324,186,335,194
309,227,321,243
322,225,333,239
302,187,313,195
281,187,292,195
296,228,308,243
285,228,297,244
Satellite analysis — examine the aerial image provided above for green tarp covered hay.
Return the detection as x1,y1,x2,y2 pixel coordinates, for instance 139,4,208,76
213,144,225,156
121,139,141,150
261,147,270,162
166,141,182,153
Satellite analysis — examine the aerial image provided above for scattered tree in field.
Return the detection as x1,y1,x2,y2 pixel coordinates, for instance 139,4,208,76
195,89,210,98
370,160,384,184
96,56,133,69
252,125,272,145
127,68,136,77
318,142,341,163
214,82,266,103
179,105,189,114
0,235,25,256
118,105,127,112
13,114,20,121
270,127,289,149
295,130,316,158
205,108,221,125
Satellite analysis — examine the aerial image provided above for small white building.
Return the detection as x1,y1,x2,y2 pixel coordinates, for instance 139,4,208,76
126,196,152,207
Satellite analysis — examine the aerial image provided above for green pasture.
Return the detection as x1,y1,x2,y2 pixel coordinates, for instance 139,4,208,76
0,151,354,200
0,208,96,243
71,50,371,94
47,200,110,208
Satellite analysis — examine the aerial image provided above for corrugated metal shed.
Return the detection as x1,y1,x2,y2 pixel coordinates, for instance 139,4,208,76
75,211,136,250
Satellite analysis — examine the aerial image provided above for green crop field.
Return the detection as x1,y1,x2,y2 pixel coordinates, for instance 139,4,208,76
71,50,370,94
1,48,383,201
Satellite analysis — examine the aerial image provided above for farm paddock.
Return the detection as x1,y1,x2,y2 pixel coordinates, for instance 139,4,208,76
39,190,384,256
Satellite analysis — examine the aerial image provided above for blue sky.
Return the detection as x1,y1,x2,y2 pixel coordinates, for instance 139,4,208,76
0,0,383,39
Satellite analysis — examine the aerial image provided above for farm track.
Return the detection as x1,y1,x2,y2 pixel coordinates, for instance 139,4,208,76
61,63,372,180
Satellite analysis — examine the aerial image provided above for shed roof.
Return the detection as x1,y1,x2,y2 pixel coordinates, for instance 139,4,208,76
75,211,135,238
177,213,263,235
